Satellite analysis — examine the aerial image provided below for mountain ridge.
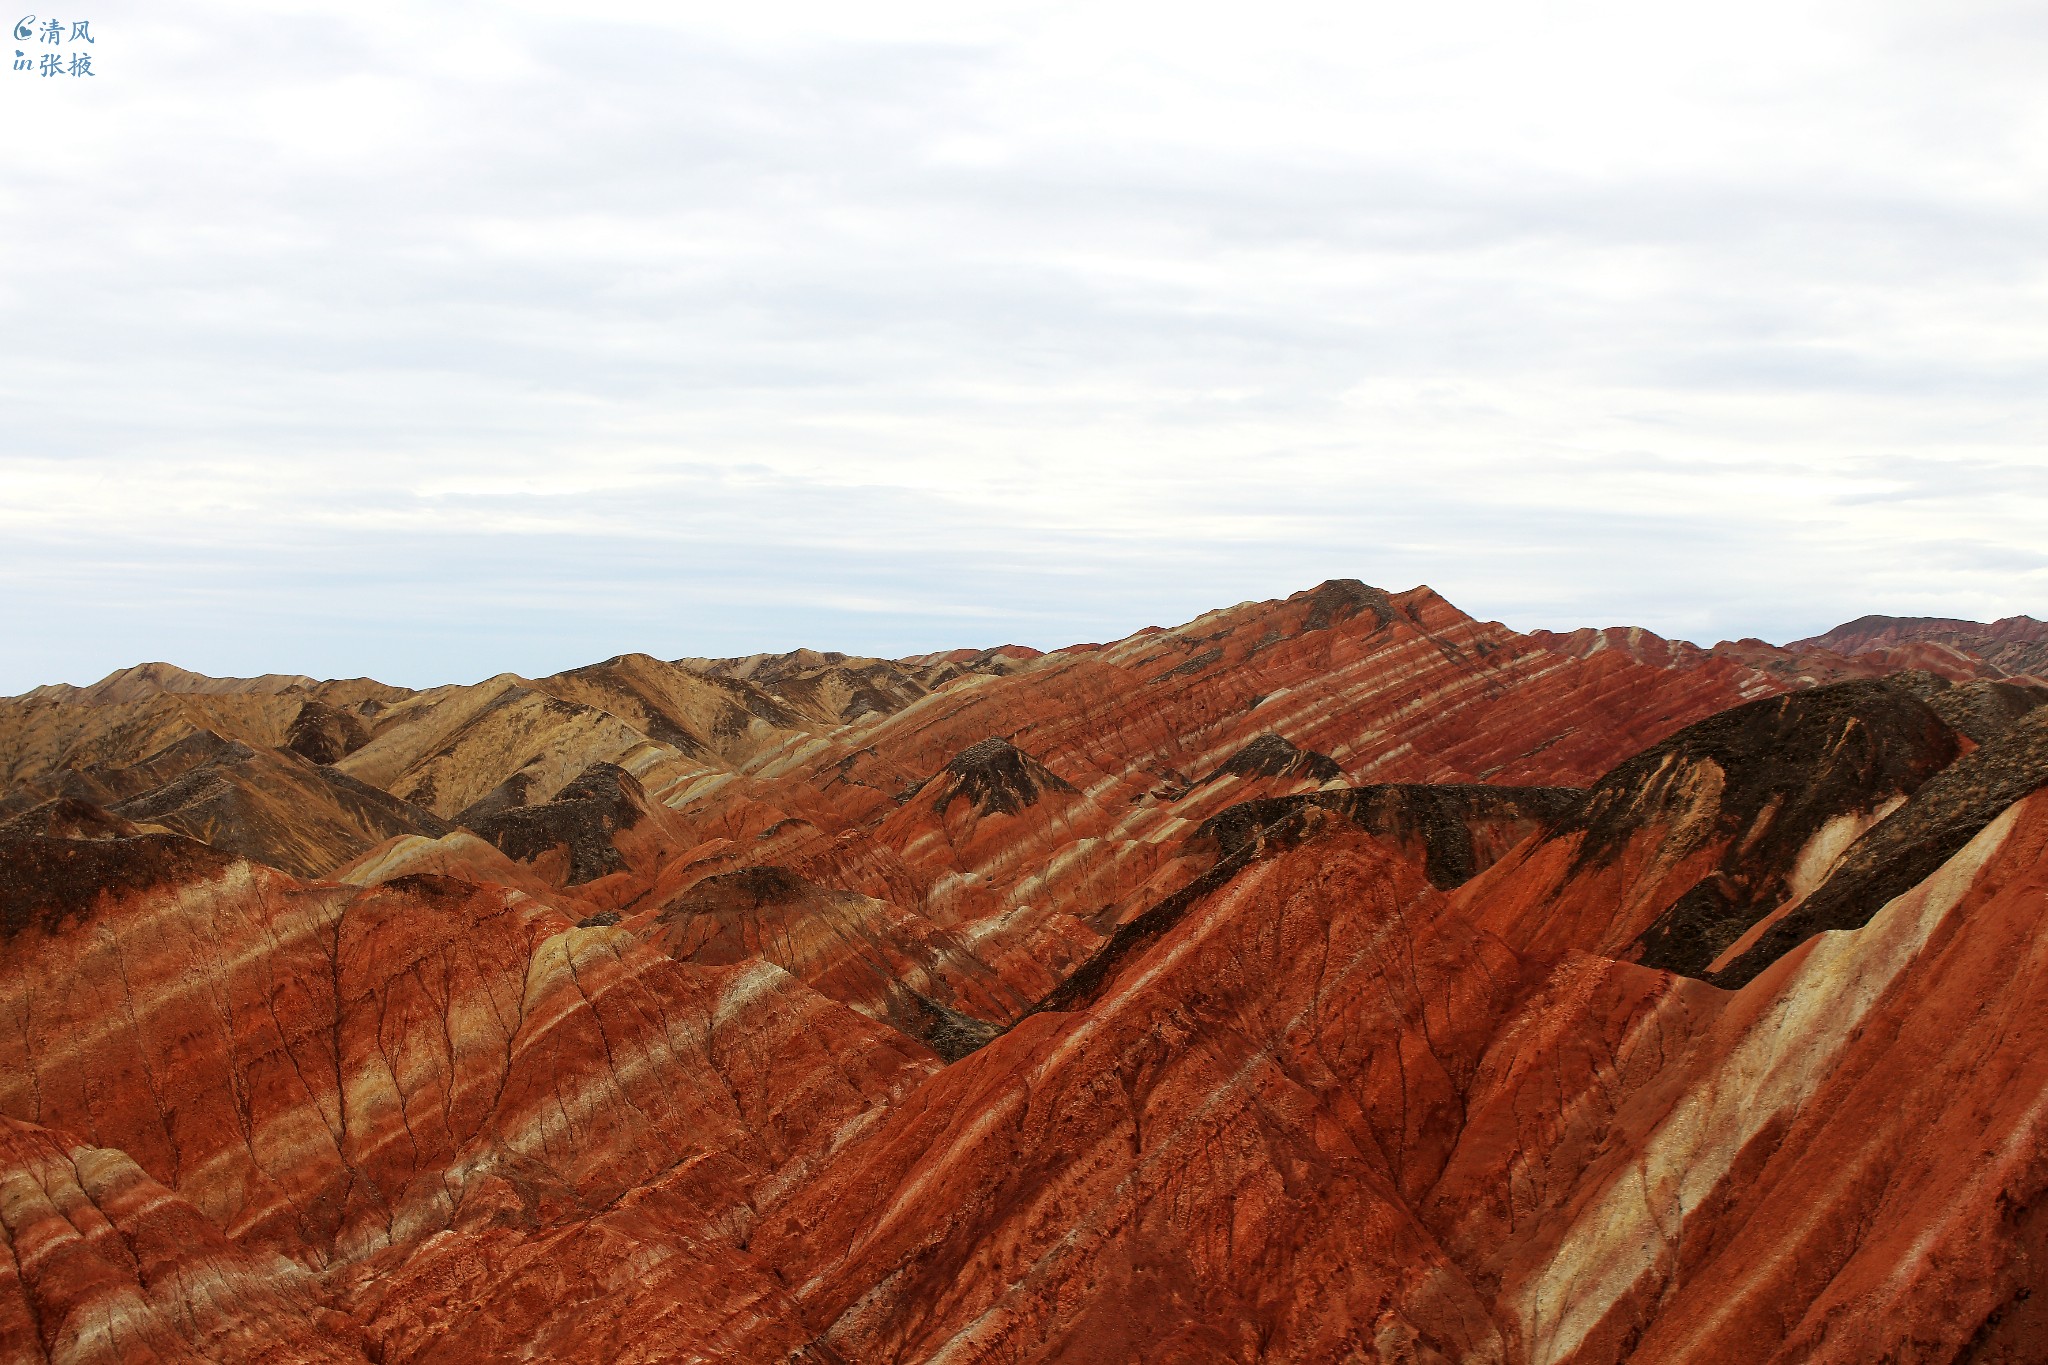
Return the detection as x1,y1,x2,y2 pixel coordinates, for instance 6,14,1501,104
19,601,2043,705
3,579,2046,1363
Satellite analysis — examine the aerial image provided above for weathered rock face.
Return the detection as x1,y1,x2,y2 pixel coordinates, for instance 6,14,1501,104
0,720,451,879
1204,782,1586,890
1460,680,1962,979
1918,675,2048,744
460,761,668,886
1203,732,1344,785
0,795,147,843
650,864,1018,1059
1711,699,2048,985
284,699,372,765
748,821,1529,1363
4,582,2048,1362
0,1116,365,1363
1431,790,2048,1365
641,579,1794,1012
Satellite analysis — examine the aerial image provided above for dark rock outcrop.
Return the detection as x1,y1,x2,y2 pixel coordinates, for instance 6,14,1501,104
0,795,144,842
1033,782,1580,1022
462,762,646,885
1713,703,2048,986
1576,681,1960,977
1924,678,2048,745
1200,782,1583,890
931,738,1076,818
1299,577,1397,633
1204,732,1343,784
0,832,236,939
283,698,370,764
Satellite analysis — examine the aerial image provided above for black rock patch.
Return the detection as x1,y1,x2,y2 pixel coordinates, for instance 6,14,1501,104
284,699,370,765
1509,681,1960,979
1924,679,2048,746
1297,579,1397,634
1712,702,2048,988
934,738,1076,819
0,833,236,939
1206,733,1342,785
1024,782,1581,1027
463,762,646,886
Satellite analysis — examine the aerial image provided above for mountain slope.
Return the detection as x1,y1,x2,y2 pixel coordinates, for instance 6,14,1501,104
3,581,2047,1363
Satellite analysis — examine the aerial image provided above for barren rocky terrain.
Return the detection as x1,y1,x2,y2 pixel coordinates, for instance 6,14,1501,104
4,581,2046,1363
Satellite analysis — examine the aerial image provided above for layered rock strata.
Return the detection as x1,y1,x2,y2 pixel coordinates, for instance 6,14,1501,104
3,582,2046,1362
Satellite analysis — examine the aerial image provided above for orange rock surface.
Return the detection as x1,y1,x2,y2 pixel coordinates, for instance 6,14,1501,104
3,581,2047,1362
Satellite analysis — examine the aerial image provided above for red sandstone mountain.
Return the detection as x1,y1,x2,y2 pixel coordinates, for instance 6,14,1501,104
2,581,2046,1363
1791,612,2048,680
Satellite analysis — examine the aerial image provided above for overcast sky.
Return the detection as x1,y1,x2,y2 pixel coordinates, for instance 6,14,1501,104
2,0,2044,692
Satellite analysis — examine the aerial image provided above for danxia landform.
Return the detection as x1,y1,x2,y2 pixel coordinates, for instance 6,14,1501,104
4,582,2047,1363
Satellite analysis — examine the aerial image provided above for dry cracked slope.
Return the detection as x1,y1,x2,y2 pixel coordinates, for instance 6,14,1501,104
2,580,2047,1363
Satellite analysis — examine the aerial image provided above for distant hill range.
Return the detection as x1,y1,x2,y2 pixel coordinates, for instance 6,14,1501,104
1527,609,2048,693
1790,612,2048,679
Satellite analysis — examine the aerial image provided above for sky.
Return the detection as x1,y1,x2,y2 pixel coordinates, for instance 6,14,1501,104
2,0,2045,693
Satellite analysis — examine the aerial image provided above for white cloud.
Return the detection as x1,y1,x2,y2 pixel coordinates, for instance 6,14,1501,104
0,0,2044,691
